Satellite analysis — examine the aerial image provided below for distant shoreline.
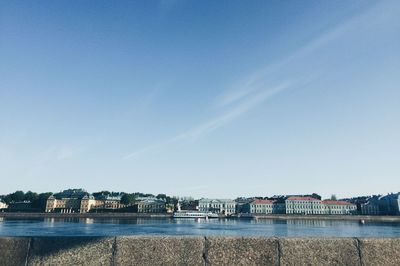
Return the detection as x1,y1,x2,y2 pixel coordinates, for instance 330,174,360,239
1,212,400,222
0,212,171,219
249,214,400,222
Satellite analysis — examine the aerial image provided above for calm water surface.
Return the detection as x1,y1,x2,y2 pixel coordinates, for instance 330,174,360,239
1,217,400,237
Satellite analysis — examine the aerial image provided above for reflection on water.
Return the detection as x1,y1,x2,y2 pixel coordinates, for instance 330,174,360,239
286,219,346,227
83,218,94,224
1,217,399,237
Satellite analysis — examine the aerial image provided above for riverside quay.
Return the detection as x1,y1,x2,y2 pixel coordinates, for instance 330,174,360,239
1,190,399,216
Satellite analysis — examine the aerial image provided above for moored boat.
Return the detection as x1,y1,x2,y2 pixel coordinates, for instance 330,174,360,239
173,210,218,219
173,201,218,219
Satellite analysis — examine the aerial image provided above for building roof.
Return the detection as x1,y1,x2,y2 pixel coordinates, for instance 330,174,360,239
82,195,95,200
199,198,235,203
379,193,400,200
138,198,165,204
104,196,121,201
322,200,353,205
251,199,275,204
286,197,320,201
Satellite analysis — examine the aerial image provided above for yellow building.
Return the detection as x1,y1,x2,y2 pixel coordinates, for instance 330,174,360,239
45,195,82,213
80,196,104,213
45,190,124,213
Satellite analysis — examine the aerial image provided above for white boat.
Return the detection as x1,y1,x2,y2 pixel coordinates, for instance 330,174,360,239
173,210,218,219
173,201,218,219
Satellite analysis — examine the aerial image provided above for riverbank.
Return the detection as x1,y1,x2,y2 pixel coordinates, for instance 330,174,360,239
249,214,400,222
1,212,400,222
0,212,171,219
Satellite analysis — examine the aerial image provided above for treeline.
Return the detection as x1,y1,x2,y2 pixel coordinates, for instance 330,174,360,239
0,191,52,209
0,189,179,208
121,193,178,205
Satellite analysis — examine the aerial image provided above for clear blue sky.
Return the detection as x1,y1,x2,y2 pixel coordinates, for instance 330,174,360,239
1,0,399,199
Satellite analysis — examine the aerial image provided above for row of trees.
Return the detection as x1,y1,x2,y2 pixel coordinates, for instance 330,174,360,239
0,190,179,209
0,191,52,210
120,193,178,205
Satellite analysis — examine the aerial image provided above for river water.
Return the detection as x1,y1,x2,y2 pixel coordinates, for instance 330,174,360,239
1,217,400,237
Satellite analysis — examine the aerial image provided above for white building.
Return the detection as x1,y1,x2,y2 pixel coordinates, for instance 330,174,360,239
198,199,236,215
321,200,357,215
0,201,8,210
134,198,166,213
285,196,356,215
285,197,323,215
246,199,275,214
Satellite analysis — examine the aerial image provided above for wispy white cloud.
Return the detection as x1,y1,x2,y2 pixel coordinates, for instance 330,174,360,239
216,1,385,109
123,1,392,160
173,82,291,141
123,82,291,160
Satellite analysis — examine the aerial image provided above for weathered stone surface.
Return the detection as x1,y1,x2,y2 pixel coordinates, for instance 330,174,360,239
2,236,400,266
359,238,400,266
0,237,30,266
205,237,278,266
279,238,360,266
115,236,204,266
27,237,114,266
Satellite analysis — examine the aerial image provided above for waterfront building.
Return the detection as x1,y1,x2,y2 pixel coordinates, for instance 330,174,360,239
285,196,356,215
45,189,123,213
93,195,123,211
45,189,89,213
104,196,122,209
133,198,166,213
359,193,400,216
285,197,323,215
241,199,285,214
272,202,286,214
321,200,357,215
235,197,254,214
178,199,198,211
79,195,103,213
360,202,380,215
45,195,83,213
8,201,32,211
377,193,400,215
245,199,275,214
267,196,287,214
198,199,236,215
0,201,8,209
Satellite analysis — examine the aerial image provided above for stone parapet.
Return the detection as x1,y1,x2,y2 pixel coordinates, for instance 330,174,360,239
0,236,399,265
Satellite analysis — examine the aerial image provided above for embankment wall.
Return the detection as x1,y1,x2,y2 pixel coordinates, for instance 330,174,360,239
1,237,399,265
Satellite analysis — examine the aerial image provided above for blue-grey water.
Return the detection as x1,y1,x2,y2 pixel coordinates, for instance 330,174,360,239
1,217,400,237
